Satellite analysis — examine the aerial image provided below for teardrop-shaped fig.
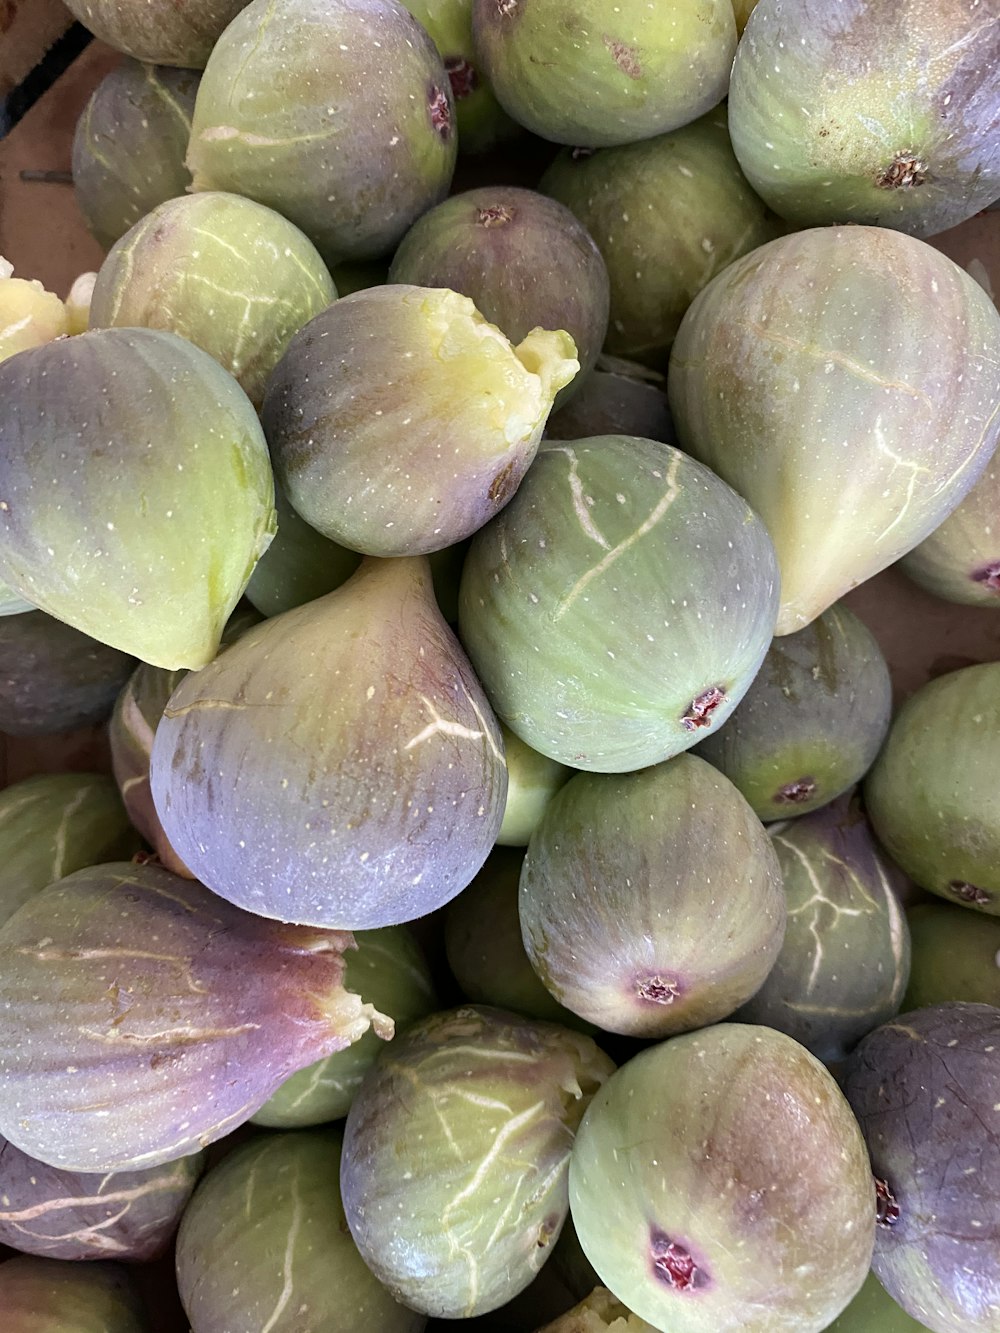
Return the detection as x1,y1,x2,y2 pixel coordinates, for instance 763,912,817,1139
0,1256,148,1332
0,1134,204,1262
0,862,390,1172
899,455,1000,607
61,0,250,65
904,903,1000,1010
457,435,779,772
668,226,1000,634
261,285,578,556
151,556,508,929
0,329,276,670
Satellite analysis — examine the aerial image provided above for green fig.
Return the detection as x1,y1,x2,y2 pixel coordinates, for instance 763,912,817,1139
899,455,1000,606
243,484,361,618
0,1256,148,1332
497,723,573,846
61,0,250,65
545,359,675,445
904,903,1000,1010
824,1270,928,1332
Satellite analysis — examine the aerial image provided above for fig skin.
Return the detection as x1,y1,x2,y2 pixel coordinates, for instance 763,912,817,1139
71,60,200,251
731,0,756,34
570,1025,876,1333
89,192,336,408
0,1257,148,1332
0,1135,204,1262
186,0,458,267
261,284,578,557
864,663,1000,916
520,754,786,1038
903,903,1000,1010
61,0,250,66
243,484,361,618
825,1270,929,1332
842,1003,1000,1333
544,359,675,446
668,226,1000,635
728,0,1000,239
471,0,736,149
0,329,276,671
497,723,573,846
695,603,893,822
176,1129,425,1333
0,862,390,1172
340,1004,615,1318
457,434,779,773
899,456,1000,607
150,556,508,930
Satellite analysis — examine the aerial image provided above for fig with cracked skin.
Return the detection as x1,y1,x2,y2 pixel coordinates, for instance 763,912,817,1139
900,456,1000,607
903,903,1000,1010
60,0,250,66
457,434,779,772
1,1257,148,1332
0,261,69,363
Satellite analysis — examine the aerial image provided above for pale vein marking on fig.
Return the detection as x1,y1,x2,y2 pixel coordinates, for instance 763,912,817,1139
550,445,611,550
50,783,92,883
772,835,868,994
0,1173,187,1225
404,696,487,751
871,417,931,545
77,1022,261,1046
259,1156,303,1333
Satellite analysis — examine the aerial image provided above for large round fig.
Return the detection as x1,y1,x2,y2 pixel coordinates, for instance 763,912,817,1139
520,755,786,1037
0,862,389,1171
669,226,1000,634
570,1025,876,1333
904,903,1000,1010
261,285,577,556
177,1129,424,1332
900,455,1000,606
729,0,1000,238
0,329,276,670
457,434,779,772
842,1003,1000,1333
151,556,507,929
695,603,892,821
72,60,199,251
0,1257,147,1332
90,192,336,408
544,359,675,445
186,0,458,266
341,1004,614,1318
865,663,1000,915
471,0,736,148
61,0,249,65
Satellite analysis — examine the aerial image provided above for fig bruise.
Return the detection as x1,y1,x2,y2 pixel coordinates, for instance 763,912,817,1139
0,862,390,1172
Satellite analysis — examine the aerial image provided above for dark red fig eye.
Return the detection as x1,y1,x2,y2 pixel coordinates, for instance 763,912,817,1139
428,85,452,139
775,777,817,805
681,686,726,731
972,562,1000,592
649,1231,709,1291
948,880,993,907
445,56,479,101
875,1178,901,1228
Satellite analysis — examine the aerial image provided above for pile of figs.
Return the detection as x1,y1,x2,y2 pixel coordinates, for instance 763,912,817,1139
0,0,998,1329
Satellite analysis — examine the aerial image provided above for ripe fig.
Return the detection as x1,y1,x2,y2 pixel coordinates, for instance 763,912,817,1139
904,903,1000,1009
825,1270,929,1332
900,456,1000,607
497,724,573,846
0,267,69,362
60,0,250,65
243,484,361,618
1,1257,148,1332
544,359,675,445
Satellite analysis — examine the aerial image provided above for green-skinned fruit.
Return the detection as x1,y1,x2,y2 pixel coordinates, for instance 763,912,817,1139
0,579,32,616
825,1271,929,1332
899,455,1000,606
734,793,911,1063
669,226,1000,634
728,0,1000,239
186,0,458,266
71,60,199,251
544,359,675,445
537,1287,657,1332
540,110,781,366
865,663,1000,916
243,484,362,618
252,925,439,1127
471,0,736,149
0,774,140,927
457,434,779,772
90,192,336,408
261,285,578,557
0,1135,204,1261
151,557,508,930
0,1257,148,1332
61,0,249,66
389,187,608,407
497,723,573,846
341,1004,615,1318
176,1129,425,1332
731,0,756,34
520,755,785,1038
0,328,276,670
570,1026,875,1333
0,862,390,1172
904,903,1000,1010
0,611,135,735
695,603,893,821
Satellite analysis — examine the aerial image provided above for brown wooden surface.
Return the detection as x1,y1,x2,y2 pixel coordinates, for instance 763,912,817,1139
0,0,74,99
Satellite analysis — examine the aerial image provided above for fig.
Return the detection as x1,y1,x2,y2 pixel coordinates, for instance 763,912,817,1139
0,861,390,1172
71,60,200,251
899,456,1000,606
536,1287,657,1332
734,794,911,1063
539,110,781,365
261,285,578,556
570,1025,875,1333
731,0,756,35
64,274,96,336
545,359,675,445
244,484,361,618
0,611,135,736
865,663,1000,916
252,924,439,1127
0,1135,204,1262
341,1004,614,1318
176,1128,424,1333
457,434,779,772
0,329,275,670
904,903,1000,1010
0,774,140,927
89,193,336,408
695,603,893,821
0,579,33,616
728,0,1000,239
0,1257,148,1332
471,0,736,149
186,0,458,266
825,1271,928,1332
520,754,786,1037
550,1213,601,1301
0,267,69,362
842,1003,1000,1333
668,226,1000,634
389,187,608,405
497,723,573,846
61,0,249,66
151,556,507,930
